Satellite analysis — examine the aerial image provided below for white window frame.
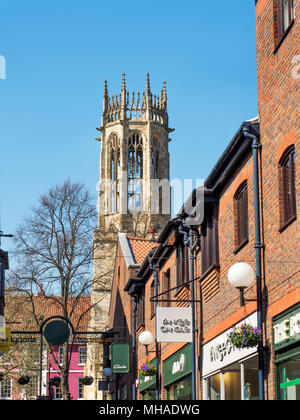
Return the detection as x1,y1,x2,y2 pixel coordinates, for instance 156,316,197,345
78,377,84,400
0,377,12,399
58,346,64,365
78,346,87,365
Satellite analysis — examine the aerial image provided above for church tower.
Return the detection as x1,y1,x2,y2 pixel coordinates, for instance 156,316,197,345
85,74,173,399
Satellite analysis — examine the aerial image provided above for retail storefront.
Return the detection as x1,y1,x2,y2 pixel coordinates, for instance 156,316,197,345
162,343,192,400
273,303,300,400
202,313,259,400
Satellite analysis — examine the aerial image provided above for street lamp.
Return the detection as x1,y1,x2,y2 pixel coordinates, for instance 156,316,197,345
138,331,154,347
228,261,264,401
102,367,113,378
227,262,255,306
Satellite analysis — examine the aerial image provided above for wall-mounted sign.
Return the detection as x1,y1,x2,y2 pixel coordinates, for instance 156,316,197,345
111,343,130,373
98,380,109,391
156,307,192,343
0,328,11,352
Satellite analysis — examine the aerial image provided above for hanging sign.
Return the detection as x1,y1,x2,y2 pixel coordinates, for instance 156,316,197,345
0,328,11,352
156,307,193,343
111,343,130,373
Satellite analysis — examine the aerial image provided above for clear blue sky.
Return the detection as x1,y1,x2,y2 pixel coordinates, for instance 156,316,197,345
0,0,258,253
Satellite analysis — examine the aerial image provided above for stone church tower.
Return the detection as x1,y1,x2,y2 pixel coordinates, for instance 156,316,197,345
85,73,173,399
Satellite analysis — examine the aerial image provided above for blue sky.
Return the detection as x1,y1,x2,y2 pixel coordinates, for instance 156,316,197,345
0,0,258,253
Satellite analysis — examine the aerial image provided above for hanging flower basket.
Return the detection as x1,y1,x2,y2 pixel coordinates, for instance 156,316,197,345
228,324,262,349
82,376,94,386
17,375,31,385
49,376,61,387
139,361,157,377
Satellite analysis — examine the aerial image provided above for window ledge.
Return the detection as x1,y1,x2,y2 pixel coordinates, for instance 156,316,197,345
274,20,295,54
233,238,249,255
279,215,297,233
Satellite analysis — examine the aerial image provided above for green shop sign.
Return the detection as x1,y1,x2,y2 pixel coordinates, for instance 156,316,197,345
163,343,192,387
273,303,300,352
139,359,157,393
111,343,130,373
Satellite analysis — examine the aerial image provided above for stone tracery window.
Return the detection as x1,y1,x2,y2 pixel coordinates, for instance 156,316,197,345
128,132,143,211
151,135,160,179
109,135,120,213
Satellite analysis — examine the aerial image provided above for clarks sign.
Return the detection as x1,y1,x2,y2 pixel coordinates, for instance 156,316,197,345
156,307,192,343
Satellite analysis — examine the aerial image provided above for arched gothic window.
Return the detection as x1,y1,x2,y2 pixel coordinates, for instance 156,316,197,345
111,147,120,212
128,133,143,211
151,149,159,179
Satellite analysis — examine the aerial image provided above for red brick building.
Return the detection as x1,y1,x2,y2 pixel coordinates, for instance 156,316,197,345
108,0,299,400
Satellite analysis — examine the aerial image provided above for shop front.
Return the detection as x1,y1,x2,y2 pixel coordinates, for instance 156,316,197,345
273,303,300,400
162,343,192,400
202,313,259,400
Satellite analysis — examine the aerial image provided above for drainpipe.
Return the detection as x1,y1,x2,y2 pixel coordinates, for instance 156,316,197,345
131,294,137,400
178,222,199,401
148,257,160,400
243,126,264,401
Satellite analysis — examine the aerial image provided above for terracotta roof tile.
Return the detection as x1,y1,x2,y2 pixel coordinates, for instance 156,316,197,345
127,236,157,265
5,295,91,333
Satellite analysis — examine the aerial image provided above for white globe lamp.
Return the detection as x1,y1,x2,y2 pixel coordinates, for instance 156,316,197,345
138,331,154,346
227,262,255,306
228,262,255,289
102,367,112,378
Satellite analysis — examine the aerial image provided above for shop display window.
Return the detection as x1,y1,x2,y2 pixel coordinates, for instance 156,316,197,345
207,373,221,400
166,375,192,400
205,355,259,400
279,356,300,400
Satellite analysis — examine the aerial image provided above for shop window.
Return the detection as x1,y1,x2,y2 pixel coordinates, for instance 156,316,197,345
279,146,297,231
207,373,221,400
166,375,193,400
234,181,249,252
205,355,259,400
278,356,300,400
201,205,219,276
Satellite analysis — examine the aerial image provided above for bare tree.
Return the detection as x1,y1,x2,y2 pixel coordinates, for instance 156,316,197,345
8,179,101,400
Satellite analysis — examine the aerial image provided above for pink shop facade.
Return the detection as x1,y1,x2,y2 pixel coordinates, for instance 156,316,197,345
46,343,88,400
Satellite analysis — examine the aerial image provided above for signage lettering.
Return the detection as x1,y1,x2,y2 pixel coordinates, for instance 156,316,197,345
172,353,185,375
273,311,300,345
209,338,235,363
157,307,193,343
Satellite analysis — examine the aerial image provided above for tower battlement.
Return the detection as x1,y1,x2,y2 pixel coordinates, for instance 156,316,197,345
100,73,169,128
